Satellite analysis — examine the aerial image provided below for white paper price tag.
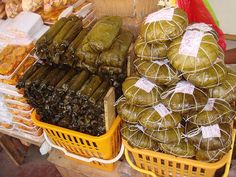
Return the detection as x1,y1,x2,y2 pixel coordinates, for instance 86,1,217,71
152,59,169,66
134,78,155,93
179,31,204,57
154,103,171,117
145,7,174,24
175,81,195,94
204,98,215,111
201,124,221,139
186,23,213,32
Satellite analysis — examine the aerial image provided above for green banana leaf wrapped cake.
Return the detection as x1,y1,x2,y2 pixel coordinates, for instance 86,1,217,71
186,98,235,126
86,16,122,52
186,123,232,151
209,70,236,103
167,30,222,73
144,127,184,144
183,61,227,88
161,81,208,114
117,99,145,124
134,36,168,60
196,140,231,163
98,30,133,67
140,7,188,43
121,123,158,151
138,103,182,130
122,76,164,106
159,140,196,158
134,58,181,86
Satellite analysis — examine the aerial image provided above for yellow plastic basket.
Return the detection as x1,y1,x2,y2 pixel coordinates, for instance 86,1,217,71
32,110,122,171
123,129,236,177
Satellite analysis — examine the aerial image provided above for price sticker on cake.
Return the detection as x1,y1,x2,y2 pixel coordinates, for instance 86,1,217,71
179,30,204,57
204,98,215,111
154,103,171,117
145,7,174,24
135,77,155,93
175,81,195,94
201,124,221,139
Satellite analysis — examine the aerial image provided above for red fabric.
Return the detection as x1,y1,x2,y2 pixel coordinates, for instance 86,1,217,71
177,0,226,51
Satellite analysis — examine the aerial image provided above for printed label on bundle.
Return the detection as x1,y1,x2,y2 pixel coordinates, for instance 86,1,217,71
154,103,171,117
179,31,204,57
175,81,195,94
145,7,174,24
201,124,221,139
134,77,155,93
186,23,213,32
152,59,169,66
204,98,215,111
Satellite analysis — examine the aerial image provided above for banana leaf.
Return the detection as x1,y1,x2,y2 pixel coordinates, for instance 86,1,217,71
138,104,182,130
140,7,188,43
186,123,232,151
121,123,158,151
87,16,122,52
161,81,208,114
98,30,133,67
134,58,181,86
122,76,163,106
186,98,235,126
144,127,184,144
159,140,196,158
184,62,227,88
209,70,236,103
134,36,168,60
117,100,145,124
167,31,222,73
76,35,99,67
195,141,231,162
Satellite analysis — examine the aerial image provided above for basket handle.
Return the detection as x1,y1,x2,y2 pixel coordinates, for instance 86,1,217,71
124,148,157,177
44,132,124,164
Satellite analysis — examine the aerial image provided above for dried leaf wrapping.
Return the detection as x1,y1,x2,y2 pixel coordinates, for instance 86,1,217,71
167,31,222,73
117,100,144,124
209,70,236,103
144,127,184,144
161,81,208,114
159,140,195,158
122,76,163,106
186,98,235,125
121,123,158,150
186,123,232,151
183,62,227,88
134,36,168,60
140,7,188,43
134,58,181,86
138,105,182,130
86,16,122,52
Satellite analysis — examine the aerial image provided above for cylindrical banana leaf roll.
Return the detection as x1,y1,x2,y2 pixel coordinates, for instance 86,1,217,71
39,68,60,89
98,65,123,74
89,81,109,104
98,30,133,67
79,75,103,99
86,16,122,52
36,17,68,45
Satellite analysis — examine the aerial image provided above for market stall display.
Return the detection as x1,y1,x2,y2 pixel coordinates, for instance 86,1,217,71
118,7,235,169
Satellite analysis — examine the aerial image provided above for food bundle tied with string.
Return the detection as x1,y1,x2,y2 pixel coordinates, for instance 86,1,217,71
117,7,235,163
